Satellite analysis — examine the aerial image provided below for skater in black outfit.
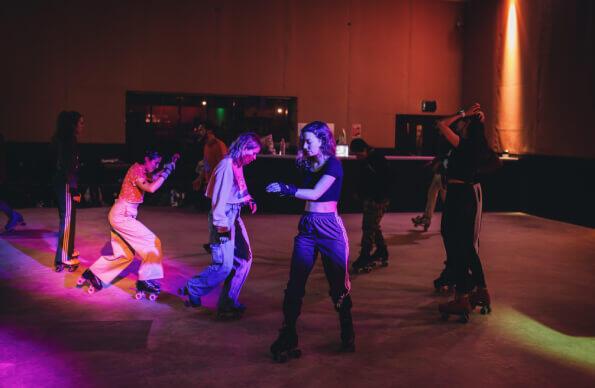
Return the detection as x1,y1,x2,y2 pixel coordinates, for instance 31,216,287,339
436,103,498,321
349,138,391,273
51,111,84,272
267,121,354,361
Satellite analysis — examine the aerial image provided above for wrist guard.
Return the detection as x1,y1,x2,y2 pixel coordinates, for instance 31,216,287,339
278,183,297,197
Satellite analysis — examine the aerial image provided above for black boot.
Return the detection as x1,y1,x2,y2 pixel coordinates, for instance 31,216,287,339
270,323,301,362
337,295,355,352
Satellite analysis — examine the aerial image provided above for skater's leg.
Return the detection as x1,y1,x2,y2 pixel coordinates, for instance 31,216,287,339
217,214,252,310
424,173,443,220
186,206,238,299
370,199,389,261
0,200,13,219
54,183,77,267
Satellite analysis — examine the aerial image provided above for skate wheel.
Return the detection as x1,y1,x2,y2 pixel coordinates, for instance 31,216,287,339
55,265,64,273
67,265,78,272
148,293,158,301
481,305,491,315
460,313,470,323
135,292,144,300
381,261,389,267
88,286,95,294
76,277,85,286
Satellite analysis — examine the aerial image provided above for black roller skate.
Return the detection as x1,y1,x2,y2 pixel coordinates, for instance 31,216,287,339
216,304,246,320
469,287,492,315
76,269,103,294
55,258,81,273
178,286,202,308
439,294,471,323
4,211,26,232
351,252,374,274
411,215,431,231
135,280,161,301
270,324,301,363
433,275,453,294
369,245,389,268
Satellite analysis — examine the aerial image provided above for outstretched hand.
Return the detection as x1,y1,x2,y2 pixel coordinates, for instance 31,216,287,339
266,182,297,197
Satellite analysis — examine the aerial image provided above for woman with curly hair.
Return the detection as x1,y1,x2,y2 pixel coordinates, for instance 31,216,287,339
266,121,354,361
180,132,261,320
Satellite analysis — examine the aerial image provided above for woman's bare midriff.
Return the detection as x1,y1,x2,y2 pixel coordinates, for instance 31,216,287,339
305,201,337,213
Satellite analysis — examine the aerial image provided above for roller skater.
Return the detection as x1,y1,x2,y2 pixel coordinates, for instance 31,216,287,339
349,138,391,274
83,150,178,298
270,324,302,363
51,111,84,272
182,133,260,319
267,121,354,359
76,268,104,294
434,103,501,322
135,280,161,301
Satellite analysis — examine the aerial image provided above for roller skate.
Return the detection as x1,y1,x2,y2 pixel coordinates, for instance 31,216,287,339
411,215,431,231
178,286,202,308
216,304,246,320
469,287,492,315
433,275,453,294
55,258,81,272
270,324,301,363
439,293,471,323
351,252,374,274
4,211,26,232
135,280,161,301
76,269,103,294
369,245,389,268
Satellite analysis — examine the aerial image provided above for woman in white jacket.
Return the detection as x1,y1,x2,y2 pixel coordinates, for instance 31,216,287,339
180,133,261,319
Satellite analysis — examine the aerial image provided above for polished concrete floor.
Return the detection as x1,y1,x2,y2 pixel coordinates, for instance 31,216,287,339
1,207,594,387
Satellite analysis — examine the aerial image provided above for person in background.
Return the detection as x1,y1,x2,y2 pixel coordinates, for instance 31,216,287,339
349,138,391,273
51,111,83,272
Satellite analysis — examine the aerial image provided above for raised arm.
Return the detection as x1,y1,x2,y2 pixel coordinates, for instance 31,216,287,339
436,103,481,148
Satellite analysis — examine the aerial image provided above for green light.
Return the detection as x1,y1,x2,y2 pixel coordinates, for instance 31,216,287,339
216,108,225,126
495,306,595,373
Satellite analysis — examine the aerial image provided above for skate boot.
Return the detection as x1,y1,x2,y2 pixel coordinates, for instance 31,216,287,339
469,287,492,315
135,280,161,301
411,215,431,231
439,293,471,323
270,323,301,362
178,286,202,308
338,296,355,353
216,304,246,320
4,211,26,232
76,269,103,294
433,276,453,294
370,245,389,268
55,258,81,273
351,251,374,274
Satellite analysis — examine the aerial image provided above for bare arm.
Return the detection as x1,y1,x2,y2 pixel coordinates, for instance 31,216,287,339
134,175,166,193
436,103,482,148
295,175,336,201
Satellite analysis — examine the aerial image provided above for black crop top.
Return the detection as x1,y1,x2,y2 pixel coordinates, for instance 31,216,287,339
302,156,343,202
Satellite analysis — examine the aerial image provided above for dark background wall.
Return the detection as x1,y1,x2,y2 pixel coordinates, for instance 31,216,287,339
0,0,464,149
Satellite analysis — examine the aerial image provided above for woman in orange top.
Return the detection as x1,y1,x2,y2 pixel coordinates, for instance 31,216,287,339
77,150,177,299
